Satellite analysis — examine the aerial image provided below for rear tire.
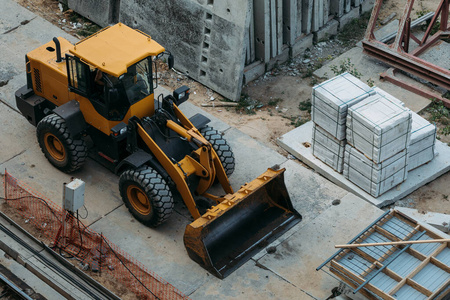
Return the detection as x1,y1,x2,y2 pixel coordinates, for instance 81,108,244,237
119,167,174,227
36,114,87,173
200,126,235,176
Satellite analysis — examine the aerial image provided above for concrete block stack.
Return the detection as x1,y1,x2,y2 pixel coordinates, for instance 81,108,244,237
312,124,346,172
344,92,412,197
346,93,412,163
311,72,373,172
343,145,408,197
310,73,437,197
373,87,405,107
408,112,437,171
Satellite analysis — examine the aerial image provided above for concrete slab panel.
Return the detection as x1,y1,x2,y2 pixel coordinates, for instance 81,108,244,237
257,193,383,299
361,0,376,14
278,121,450,207
312,47,432,112
296,0,303,38
311,0,321,32
276,0,283,55
337,6,360,29
254,0,271,63
283,0,297,45
302,0,313,34
323,0,330,21
291,34,313,57
267,46,290,70
270,0,277,57
314,19,339,42
243,61,266,84
67,0,117,27
119,0,251,101
344,0,352,13
330,0,345,17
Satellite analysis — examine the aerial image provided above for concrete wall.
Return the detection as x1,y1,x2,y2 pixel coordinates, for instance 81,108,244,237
65,0,374,101
67,0,119,27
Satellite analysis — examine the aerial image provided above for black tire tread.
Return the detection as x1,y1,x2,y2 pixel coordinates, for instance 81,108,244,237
119,167,174,227
36,114,87,173
200,126,235,176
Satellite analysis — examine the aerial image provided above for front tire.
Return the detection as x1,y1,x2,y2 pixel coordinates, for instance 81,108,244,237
119,167,174,227
200,126,235,176
36,114,87,173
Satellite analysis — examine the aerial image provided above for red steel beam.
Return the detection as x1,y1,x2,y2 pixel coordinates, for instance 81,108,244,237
363,0,450,92
381,68,450,108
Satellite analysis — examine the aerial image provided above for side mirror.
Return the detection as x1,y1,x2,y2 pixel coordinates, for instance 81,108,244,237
173,85,190,105
168,54,174,69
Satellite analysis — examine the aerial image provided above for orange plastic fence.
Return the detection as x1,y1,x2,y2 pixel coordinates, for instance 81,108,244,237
3,171,189,300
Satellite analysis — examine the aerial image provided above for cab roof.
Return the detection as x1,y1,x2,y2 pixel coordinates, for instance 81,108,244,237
69,23,165,77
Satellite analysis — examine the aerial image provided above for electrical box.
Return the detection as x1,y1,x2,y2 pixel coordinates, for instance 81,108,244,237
63,179,85,212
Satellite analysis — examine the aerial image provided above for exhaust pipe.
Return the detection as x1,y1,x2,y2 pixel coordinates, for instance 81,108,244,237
53,37,62,63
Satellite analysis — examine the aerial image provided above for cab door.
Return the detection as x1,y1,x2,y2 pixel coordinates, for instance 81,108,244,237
66,54,91,97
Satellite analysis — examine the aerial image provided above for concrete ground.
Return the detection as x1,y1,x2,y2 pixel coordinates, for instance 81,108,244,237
0,1,407,299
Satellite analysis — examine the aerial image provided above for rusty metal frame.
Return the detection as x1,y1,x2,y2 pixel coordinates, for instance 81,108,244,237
362,0,450,99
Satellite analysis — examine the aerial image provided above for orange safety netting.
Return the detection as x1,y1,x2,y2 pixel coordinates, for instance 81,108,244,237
3,171,189,300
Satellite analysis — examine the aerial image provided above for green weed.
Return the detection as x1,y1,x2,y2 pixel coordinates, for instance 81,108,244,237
299,101,312,113
330,58,362,78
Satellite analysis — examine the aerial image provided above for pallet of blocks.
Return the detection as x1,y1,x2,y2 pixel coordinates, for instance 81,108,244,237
312,124,346,173
373,87,405,107
311,72,374,140
408,112,437,171
343,145,408,197
346,92,412,164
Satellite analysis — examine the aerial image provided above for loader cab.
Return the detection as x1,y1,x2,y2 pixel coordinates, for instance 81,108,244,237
66,55,154,121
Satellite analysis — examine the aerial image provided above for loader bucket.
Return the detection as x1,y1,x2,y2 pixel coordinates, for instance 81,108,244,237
184,168,301,279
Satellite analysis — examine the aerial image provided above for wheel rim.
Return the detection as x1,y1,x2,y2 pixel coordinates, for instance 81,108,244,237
127,185,151,215
44,133,66,162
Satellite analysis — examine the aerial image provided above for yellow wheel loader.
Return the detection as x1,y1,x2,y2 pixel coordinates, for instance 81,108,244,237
15,23,301,278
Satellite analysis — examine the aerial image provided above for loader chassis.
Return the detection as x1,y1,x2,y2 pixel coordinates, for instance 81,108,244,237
15,23,301,279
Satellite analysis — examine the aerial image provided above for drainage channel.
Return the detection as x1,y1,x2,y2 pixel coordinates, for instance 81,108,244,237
0,210,120,300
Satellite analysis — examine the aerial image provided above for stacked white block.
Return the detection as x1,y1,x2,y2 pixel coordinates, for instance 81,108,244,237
312,124,346,173
346,93,412,164
408,112,437,171
373,87,405,107
312,72,374,140
343,145,408,197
